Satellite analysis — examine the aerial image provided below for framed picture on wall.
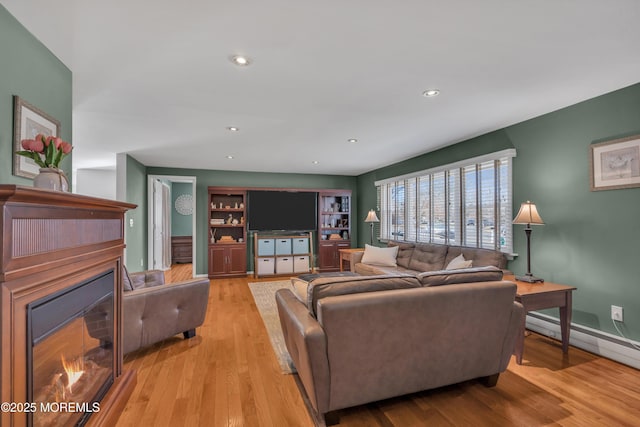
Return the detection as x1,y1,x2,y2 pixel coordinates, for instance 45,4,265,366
12,95,61,179
590,135,640,191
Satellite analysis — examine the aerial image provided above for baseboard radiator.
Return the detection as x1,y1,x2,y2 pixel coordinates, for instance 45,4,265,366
526,312,640,369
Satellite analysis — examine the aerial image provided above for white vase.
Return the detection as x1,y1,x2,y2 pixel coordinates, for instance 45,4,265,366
33,168,69,192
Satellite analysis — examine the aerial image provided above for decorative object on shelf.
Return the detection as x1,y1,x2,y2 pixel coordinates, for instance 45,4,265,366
512,201,545,283
174,194,193,215
364,209,380,245
12,96,65,179
208,187,247,278
590,134,640,191
32,167,70,191
329,233,342,240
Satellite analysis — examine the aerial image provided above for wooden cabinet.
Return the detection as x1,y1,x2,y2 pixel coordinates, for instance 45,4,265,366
318,191,351,271
208,244,246,277
171,236,192,263
318,240,351,271
208,187,247,278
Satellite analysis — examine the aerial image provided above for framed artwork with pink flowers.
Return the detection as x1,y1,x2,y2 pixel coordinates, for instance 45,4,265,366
13,95,61,179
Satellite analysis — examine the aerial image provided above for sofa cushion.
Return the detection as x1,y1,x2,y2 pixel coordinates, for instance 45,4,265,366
445,253,473,270
292,272,359,303
387,241,415,269
408,243,448,272
129,273,147,290
122,266,134,291
296,274,421,316
444,246,507,269
417,266,504,287
354,263,418,276
360,244,399,267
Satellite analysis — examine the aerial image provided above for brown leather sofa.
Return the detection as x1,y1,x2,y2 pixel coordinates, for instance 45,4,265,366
351,241,508,286
121,269,210,354
276,277,523,425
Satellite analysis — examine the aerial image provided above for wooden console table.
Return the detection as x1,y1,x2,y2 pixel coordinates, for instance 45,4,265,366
338,248,364,272
505,274,577,364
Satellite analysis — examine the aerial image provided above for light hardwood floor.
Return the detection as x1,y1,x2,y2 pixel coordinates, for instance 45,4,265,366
117,266,640,426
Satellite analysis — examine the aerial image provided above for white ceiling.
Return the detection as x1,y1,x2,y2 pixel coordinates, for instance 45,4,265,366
3,1,640,176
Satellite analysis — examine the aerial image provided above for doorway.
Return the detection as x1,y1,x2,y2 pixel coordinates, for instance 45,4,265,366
147,175,197,277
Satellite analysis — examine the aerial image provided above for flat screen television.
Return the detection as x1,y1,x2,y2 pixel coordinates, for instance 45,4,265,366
247,190,317,231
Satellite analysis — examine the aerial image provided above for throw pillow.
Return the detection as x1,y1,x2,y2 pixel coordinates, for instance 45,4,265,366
361,244,399,267
445,253,473,270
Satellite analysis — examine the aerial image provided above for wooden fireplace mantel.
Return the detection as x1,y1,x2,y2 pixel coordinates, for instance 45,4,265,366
0,185,137,427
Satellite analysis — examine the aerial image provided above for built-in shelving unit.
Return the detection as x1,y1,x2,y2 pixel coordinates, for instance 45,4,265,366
206,186,353,276
318,191,352,271
253,233,313,277
208,187,247,278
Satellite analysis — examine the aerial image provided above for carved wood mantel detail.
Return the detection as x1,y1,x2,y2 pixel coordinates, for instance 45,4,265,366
0,185,137,427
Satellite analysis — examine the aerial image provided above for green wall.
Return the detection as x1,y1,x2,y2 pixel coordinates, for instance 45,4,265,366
171,182,193,236
0,5,72,185
125,155,148,272
147,166,357,275
356,130,514,248
357,83,640,341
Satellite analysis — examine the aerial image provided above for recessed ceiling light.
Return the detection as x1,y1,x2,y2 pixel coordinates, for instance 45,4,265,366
347,138,358,143
312,160,319,165
422,89,440,97
227,126,239,132
230,55,251,66
226,155,234,159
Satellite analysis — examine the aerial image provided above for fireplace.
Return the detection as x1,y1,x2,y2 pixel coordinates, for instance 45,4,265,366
1,185,137,427
28,270,115,426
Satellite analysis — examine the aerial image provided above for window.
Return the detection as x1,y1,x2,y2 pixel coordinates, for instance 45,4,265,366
376,149,516,253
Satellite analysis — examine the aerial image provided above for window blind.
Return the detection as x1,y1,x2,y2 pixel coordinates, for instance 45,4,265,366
375,149,515,253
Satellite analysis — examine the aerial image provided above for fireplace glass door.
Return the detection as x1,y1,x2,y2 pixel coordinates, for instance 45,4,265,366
28,271,115,427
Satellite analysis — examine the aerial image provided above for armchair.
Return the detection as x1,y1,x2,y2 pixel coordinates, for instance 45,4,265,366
121,268,210,354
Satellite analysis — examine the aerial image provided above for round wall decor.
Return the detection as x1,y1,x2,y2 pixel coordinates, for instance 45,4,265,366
174,194,193,215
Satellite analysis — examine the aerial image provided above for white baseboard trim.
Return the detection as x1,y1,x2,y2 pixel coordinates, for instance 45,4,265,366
526,312,640,369
195,273,208,278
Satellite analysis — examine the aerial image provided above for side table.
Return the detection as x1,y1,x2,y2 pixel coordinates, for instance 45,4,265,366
505,274,577,364
338,248,364,272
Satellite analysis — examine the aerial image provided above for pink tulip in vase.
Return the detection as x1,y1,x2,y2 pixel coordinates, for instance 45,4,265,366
16,135,72,191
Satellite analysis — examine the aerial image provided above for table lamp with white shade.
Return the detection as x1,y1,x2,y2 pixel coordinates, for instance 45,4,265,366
364,209,379,246
512,201,544,283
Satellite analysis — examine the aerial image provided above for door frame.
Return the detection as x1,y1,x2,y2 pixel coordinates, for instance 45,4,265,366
147,175,197,277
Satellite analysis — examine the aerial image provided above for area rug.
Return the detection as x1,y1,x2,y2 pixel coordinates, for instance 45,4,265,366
248,280,297,374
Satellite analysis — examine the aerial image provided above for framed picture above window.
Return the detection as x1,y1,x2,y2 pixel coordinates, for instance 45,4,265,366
590,135,640,191
12,95,61,179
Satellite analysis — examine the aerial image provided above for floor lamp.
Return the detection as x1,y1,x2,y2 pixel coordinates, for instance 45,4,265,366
512,201,544,283
364,209,379,246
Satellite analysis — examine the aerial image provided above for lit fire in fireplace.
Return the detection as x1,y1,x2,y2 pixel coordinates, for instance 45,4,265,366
60,354,85,397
